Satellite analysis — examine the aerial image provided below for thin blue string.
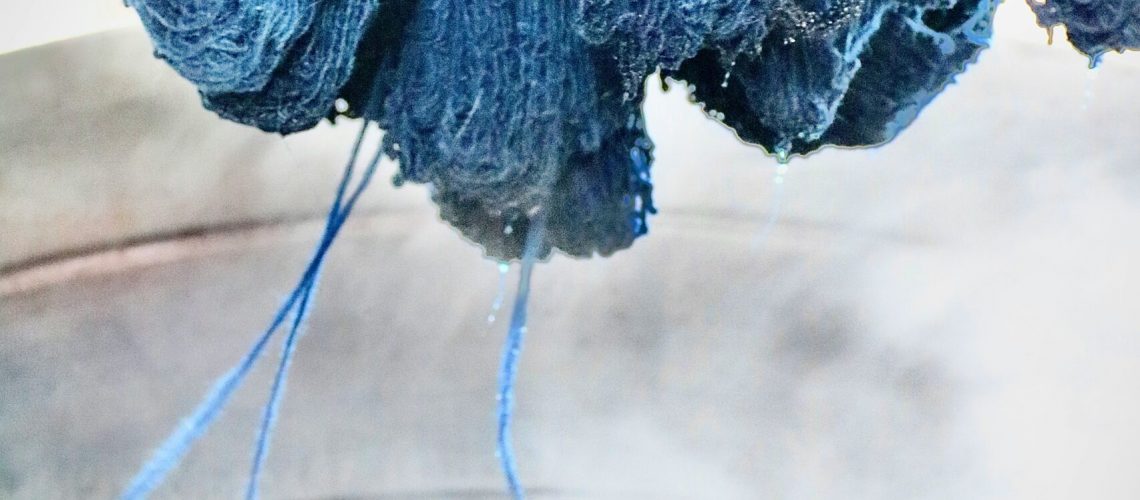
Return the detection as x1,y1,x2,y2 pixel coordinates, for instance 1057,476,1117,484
244,135,385,500
122,121,377,500
496,213,547,500
244,273,318,500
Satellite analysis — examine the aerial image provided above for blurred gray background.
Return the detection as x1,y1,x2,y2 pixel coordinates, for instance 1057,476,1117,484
2,2,1139,499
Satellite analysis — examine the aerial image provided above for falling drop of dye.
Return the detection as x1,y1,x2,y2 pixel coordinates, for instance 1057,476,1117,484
774,140,792,164
773,163,788,185
752,163,789,250
487,261,511,324
1081,66,1099,111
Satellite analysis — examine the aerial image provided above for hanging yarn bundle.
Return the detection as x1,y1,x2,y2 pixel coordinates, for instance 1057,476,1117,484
118,0,1140,498
125,0,1009,259
368,0,656,259
1028,0,1140,66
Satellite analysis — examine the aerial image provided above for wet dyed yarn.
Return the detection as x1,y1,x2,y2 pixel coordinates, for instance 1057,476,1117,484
121,123,382,499
576,0,998,156
119,0,1140,498
124,0,1011,260
126,0,378,133
665,0,997,156
495,213,547,499
368,0,657,260
203,0,377,133
1028,0,1140,66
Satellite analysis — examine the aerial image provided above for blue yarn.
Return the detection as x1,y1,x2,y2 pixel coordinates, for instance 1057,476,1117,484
124,0,317,94
362,0,656,261
203,0,378,133
246,268,319,500
121,122,379,499
119,2,1140,496
1028,0,1140,67
127,0,378,133
245,131,384,500
120,273,305,500
495,212,547,500
127,0,1140,258
662,0,998,157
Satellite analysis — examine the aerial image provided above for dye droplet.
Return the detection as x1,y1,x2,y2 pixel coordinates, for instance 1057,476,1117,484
773,164,789,184
774,140,792,164
487,262,510,324
752,163,789,250
1082,66,1099,111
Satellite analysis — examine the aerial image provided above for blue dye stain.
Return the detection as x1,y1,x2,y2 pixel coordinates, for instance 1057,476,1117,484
118,0,1140,497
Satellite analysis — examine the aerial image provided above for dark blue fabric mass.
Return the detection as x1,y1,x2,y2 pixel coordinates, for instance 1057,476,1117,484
1029,0,1140,66
126,0,318,94
372,0,656,259
202,0,377,134
663,0,997,155
127,0,1134,259
120,3,1140,498
128,0,378,134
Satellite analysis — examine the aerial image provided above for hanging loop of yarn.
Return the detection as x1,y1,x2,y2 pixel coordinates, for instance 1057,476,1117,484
120,121,382,500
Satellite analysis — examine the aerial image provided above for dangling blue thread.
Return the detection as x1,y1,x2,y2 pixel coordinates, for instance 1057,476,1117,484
122,121,379,500
496,213,547,500
246,270,320,500
245,134,385,500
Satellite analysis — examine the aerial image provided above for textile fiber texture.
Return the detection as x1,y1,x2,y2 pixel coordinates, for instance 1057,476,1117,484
129,0,1112,260
1028,0,1140,65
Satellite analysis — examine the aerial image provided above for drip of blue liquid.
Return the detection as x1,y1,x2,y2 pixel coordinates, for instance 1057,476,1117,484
121,122,381,500
1082,66,1099,112
487,261,511,325
496,213,547,500
751,163,789,250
